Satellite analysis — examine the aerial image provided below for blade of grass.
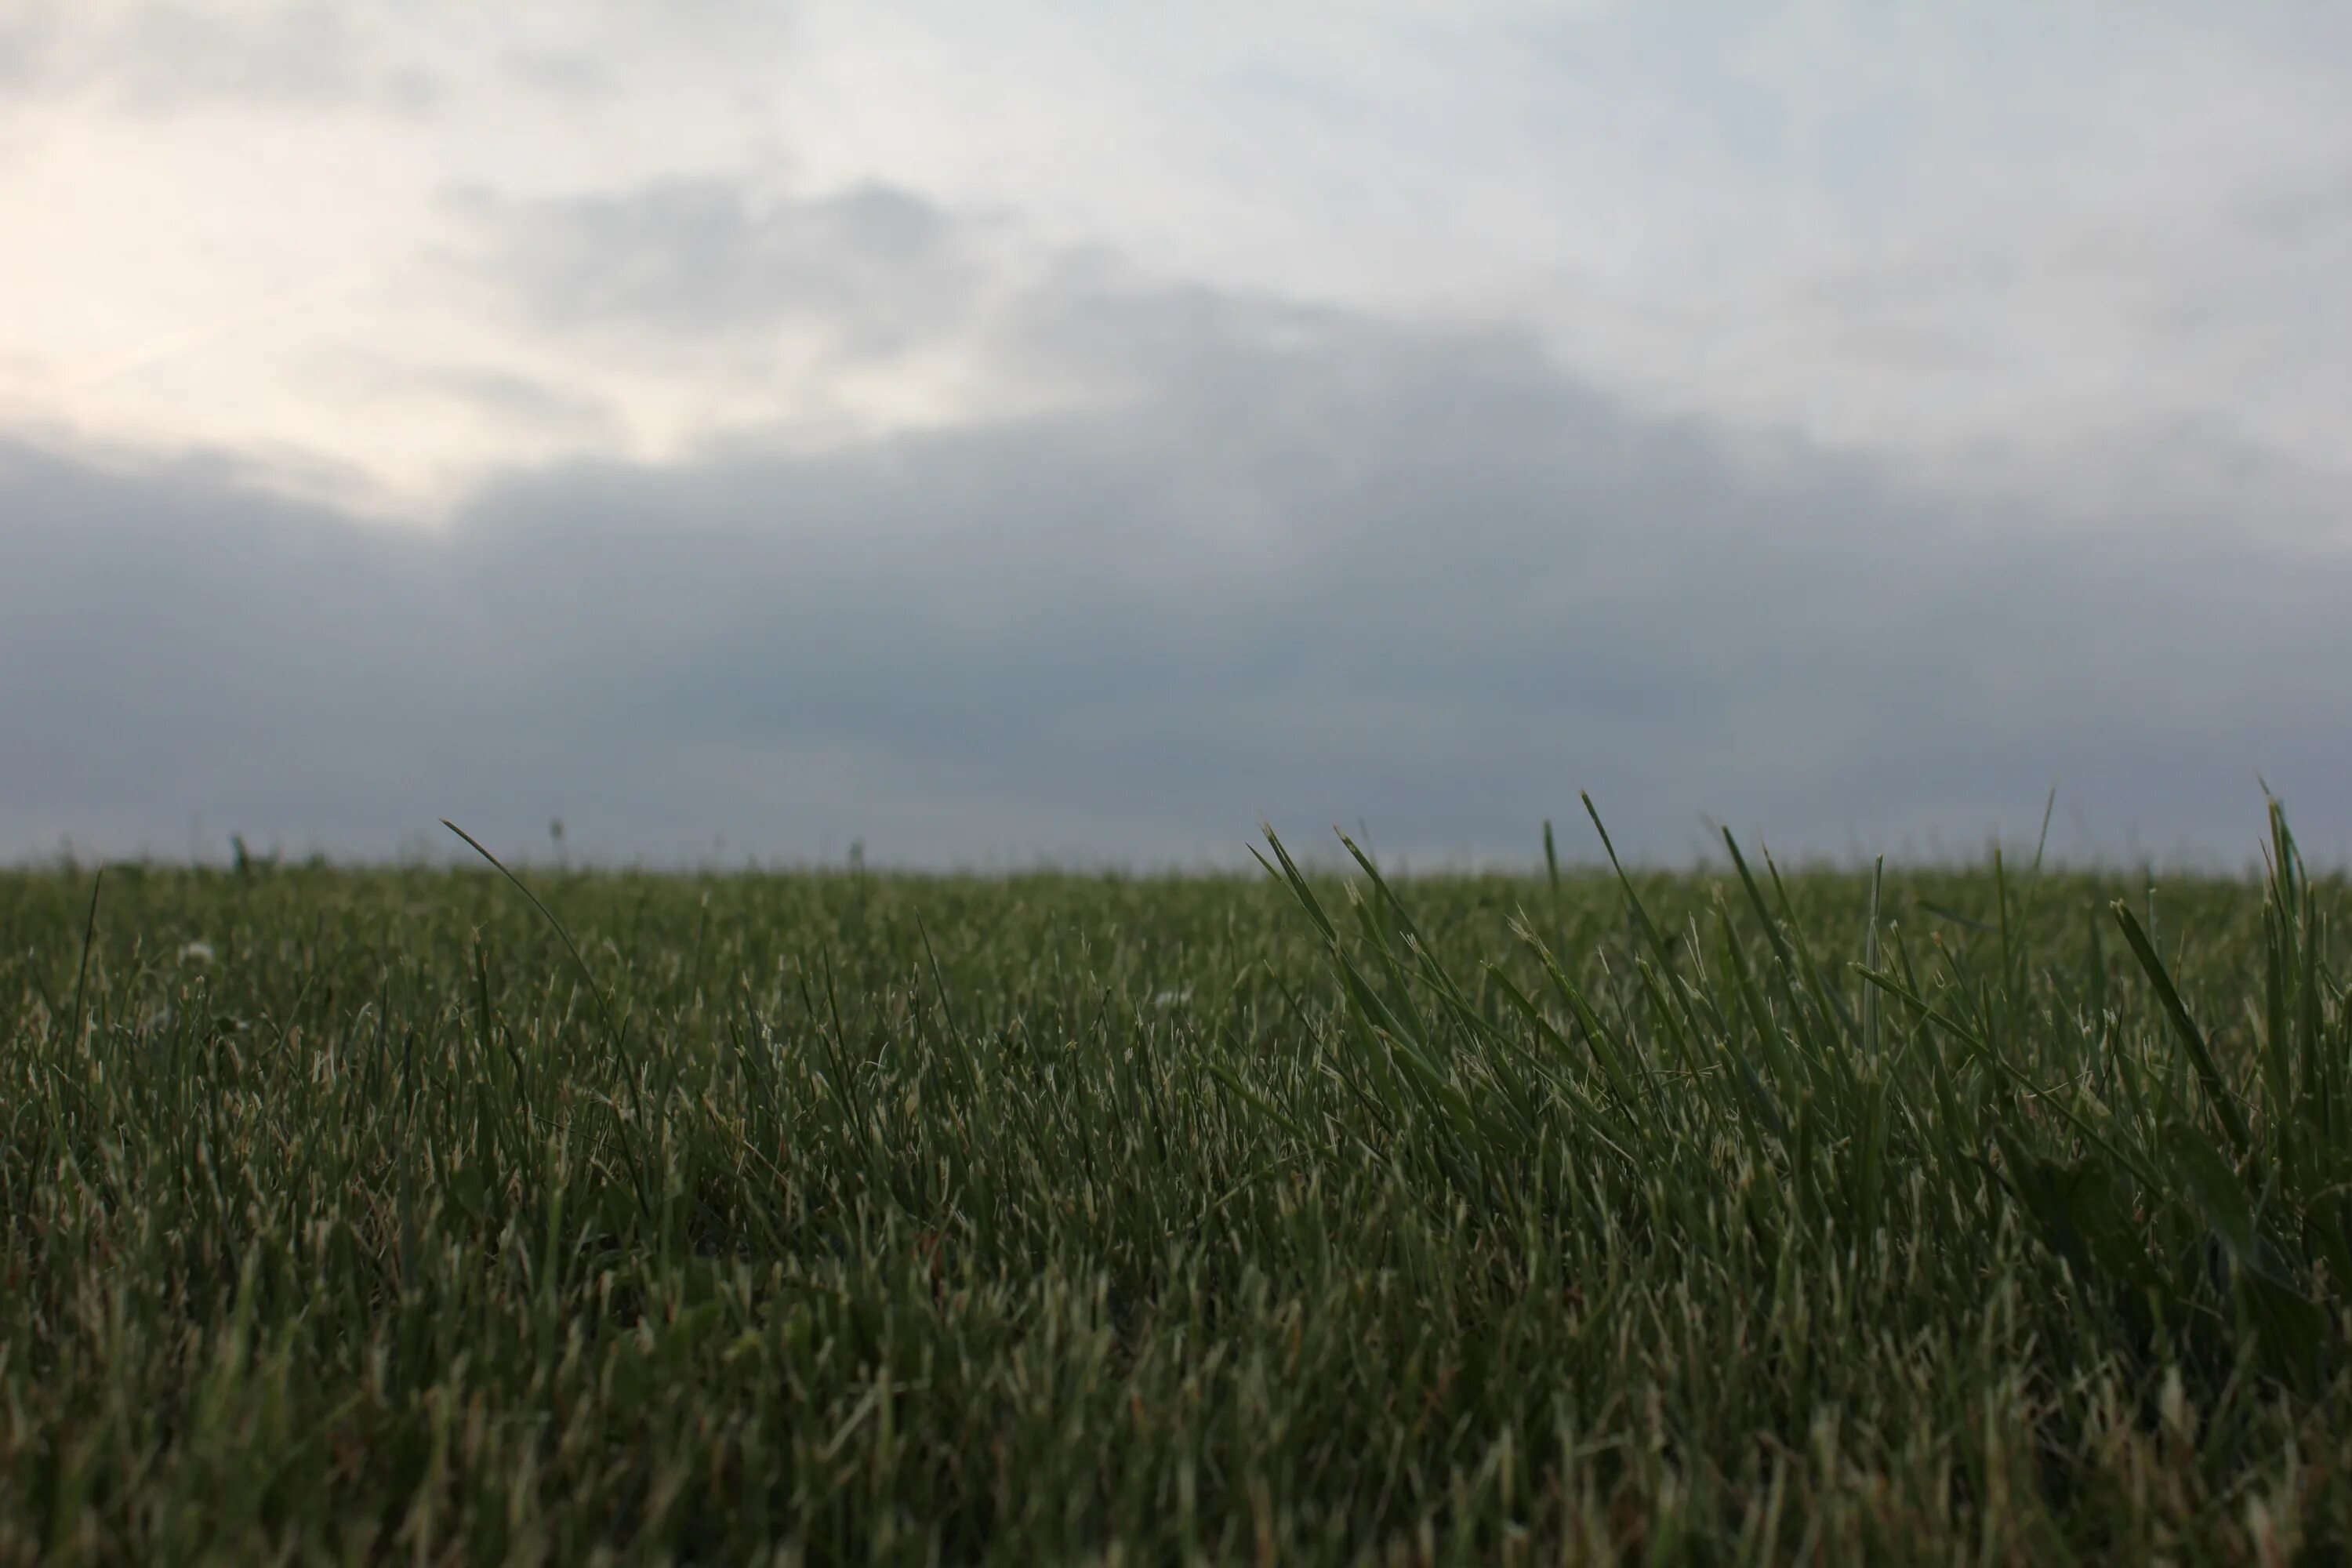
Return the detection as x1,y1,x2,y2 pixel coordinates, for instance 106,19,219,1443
2111,902,2252,1160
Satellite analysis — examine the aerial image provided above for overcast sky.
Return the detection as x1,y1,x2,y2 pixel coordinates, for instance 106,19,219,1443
5,1,2350,868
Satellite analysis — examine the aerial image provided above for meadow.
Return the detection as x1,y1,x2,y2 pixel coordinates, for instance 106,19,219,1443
2,804,2348,1564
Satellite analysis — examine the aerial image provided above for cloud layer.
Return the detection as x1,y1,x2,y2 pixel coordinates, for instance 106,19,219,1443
9,272,2347,868
5,4,2350,866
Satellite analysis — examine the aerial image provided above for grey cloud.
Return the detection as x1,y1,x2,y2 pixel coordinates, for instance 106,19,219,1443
499,46,620,103
424,368,623,441
6,282,2350,869
16,2,441,115
473,180,982,355
0,9,57,89
2237,165,2352,245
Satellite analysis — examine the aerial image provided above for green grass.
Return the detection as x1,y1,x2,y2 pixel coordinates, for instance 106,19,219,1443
3,804,2349,1563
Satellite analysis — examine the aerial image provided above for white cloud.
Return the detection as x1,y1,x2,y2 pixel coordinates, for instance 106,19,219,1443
777,2,2352,521
0,1,809,511
5,0,2349,526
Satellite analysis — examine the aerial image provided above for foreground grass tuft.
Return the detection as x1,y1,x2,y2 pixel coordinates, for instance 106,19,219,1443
2,806,2349,1563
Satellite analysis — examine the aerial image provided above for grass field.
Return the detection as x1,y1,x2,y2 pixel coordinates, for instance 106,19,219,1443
4,804,2349,1564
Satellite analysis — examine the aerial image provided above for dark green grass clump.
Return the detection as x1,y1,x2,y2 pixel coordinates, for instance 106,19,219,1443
3,805,2350,1563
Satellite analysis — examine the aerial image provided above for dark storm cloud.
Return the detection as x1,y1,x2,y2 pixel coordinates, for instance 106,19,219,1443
7,283,2349,869
471,180,983,355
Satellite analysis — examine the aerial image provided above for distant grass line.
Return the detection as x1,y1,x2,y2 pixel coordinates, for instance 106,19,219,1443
1,806,2348,1563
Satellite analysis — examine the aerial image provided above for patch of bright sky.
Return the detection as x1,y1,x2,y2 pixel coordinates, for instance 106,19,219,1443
4,0,2349,522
